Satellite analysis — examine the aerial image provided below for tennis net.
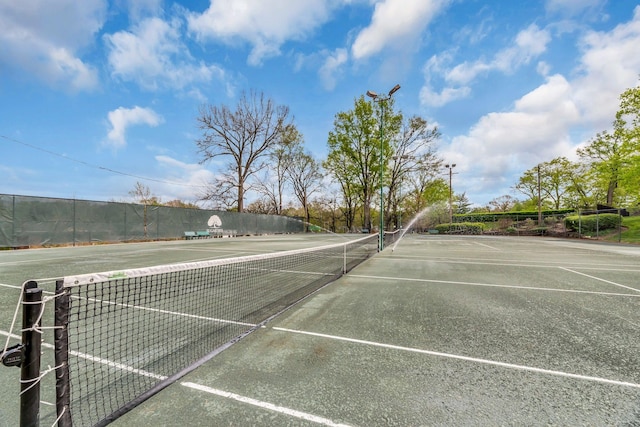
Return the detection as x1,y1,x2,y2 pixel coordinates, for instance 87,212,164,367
14,234,378,426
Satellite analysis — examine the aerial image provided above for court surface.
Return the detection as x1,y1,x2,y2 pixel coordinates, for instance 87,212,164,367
1,234,640,426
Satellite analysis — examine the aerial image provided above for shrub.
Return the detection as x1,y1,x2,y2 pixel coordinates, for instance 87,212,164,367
454,209,573,223
435,222,485,235
564,213,621,233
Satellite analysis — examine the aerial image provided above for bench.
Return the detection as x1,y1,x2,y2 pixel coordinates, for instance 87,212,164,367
196,230,210,239
428,229,439,234
184,231,196,240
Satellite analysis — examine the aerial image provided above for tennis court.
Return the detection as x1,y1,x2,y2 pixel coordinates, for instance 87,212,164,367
2,234,640,425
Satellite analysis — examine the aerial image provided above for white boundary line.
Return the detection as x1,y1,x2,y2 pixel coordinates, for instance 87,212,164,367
377,255,640,270
272,327,640,390
0,328,351,426
560,267,640,293
0,329,21,340
350,274,640,297
182,382,351,427
1,332,349,426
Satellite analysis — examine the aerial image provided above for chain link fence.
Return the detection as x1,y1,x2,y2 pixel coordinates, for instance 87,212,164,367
0,194,304,248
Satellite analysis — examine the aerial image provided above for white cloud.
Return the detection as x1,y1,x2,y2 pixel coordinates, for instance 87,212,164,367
420,85,471,108
420,24,551,108
154,155,215,202
447,24,551,85
0,0,105,91
443,74,579,201
119,0,163,21
572,5,640,128
187,0,338,66
545,0,605,16
106,106,163,149
351,0,449,60
104,17,226,91
319,48,349,90
440,6,640,205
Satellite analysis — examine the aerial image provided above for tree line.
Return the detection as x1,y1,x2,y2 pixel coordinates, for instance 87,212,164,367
129,83,640,232
508,84,639,213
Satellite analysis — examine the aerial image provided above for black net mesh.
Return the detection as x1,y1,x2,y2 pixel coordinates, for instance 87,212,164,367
54,235,378,426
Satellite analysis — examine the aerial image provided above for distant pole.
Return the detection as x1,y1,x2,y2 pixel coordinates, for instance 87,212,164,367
445,164,456,227
537,164,542,226
367,84,401,251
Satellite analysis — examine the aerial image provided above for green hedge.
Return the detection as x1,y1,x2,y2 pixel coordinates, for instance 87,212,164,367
454,209,573,223
435,222,485,234
564,214,621,233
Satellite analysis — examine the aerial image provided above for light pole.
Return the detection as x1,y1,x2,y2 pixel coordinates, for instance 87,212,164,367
445,163,456,227
367,84,401,251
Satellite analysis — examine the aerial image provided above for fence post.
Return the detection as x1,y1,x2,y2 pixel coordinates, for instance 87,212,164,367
578,209,582,238
618,209,622,243
72,199,76,247
12,195,17,248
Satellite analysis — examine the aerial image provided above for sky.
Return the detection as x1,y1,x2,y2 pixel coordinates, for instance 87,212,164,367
1,0,640,208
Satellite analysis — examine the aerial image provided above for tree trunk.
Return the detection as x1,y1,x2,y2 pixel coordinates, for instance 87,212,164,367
606,180,616,206
237,181,244,213
363,197,371,231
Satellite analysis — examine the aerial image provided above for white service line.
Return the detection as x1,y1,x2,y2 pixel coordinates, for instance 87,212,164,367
377,255,640,270
351,274,640,297
272,327,640,390
560,267,640,293
472,241,500,250
182,382,351,427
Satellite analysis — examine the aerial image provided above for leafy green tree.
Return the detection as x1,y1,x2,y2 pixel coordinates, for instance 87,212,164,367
404,165,448,226
616,83,640,204
325,95,401,231
514,158,580,209
454,192,473,214
323,150,359,231
577,131,624,206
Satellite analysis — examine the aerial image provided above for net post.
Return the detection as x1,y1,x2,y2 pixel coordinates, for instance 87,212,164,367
20,280,42,427
54,279,72,427
343,244,347,274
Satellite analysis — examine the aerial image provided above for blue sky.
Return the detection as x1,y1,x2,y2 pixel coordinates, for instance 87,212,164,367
1,0,640,207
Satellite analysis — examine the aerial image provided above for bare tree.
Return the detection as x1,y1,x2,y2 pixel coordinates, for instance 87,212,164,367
255,124,302,214
287,148,323,228
128,181,158,237
195,90,294,212
385,116,442,229
128,181,153,204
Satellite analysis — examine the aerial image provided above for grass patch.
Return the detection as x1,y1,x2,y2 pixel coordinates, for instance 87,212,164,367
602,215,640,244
